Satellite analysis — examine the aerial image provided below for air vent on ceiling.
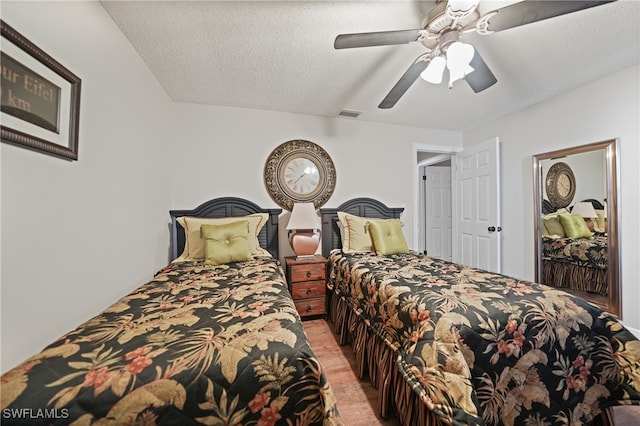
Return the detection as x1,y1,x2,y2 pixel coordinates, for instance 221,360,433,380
338,109,361,118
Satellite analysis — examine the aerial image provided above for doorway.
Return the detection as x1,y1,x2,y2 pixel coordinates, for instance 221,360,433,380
419,161,453,260
413,139,502,273
413,144,460,259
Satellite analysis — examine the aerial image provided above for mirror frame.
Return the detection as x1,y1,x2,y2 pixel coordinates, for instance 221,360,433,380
532,138,621,318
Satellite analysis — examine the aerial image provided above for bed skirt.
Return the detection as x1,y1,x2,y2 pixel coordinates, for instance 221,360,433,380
327,289,615,426
542,259,607,295
328,291,440,426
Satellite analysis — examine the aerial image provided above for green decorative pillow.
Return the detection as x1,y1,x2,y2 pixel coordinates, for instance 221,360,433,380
201,220,253,265
175,213,270,262
558,213,593,239
368,219,409,255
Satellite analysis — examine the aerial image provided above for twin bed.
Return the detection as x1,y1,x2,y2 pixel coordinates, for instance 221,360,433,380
1,197,340,425
320,198,639,426
2,196,638,426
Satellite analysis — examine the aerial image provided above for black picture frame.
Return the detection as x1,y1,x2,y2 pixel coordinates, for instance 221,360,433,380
1,20,81,160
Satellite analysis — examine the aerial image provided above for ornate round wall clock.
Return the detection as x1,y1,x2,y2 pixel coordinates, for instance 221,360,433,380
264,139,336,211
545,162,576,208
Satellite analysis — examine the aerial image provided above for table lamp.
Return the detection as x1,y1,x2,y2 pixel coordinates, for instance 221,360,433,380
287,202,321,259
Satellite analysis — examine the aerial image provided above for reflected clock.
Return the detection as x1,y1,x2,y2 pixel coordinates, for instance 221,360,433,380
545,162,576,208
264,140,336,211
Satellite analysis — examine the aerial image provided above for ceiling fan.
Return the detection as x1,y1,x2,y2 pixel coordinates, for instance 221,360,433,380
334,0,616,109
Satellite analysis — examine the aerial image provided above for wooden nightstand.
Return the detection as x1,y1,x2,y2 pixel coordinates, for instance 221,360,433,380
285,255,327,319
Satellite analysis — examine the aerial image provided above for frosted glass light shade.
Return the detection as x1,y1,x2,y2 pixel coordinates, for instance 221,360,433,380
446,42,475,87
421,56,446,84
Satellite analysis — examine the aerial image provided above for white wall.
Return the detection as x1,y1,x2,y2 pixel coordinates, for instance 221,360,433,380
170,103,462,262
464,66,640,330
1,1,174,372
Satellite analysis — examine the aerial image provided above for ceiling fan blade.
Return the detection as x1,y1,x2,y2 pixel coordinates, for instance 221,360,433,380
483,0,616,32
379,57,430,109
334,29,424,49
465,49,497,93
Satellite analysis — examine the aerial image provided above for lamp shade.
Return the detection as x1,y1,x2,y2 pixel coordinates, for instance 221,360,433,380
572,202,597,218
286,202,320,230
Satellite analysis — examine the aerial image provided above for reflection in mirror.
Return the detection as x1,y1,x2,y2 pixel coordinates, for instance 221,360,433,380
532,139,620,318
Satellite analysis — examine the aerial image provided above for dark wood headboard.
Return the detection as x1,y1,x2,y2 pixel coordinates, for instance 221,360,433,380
319,197,404,257
169,197,281,260
543,198,605,215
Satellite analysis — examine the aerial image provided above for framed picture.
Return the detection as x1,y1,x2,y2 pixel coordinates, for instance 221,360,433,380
1,20,81,160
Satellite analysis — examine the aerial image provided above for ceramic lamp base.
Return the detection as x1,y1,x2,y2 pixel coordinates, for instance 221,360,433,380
289,229,320,259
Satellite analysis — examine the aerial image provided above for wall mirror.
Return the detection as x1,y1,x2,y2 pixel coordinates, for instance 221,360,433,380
532,139,621,317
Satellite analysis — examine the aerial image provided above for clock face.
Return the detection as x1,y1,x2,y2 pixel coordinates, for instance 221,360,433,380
556,173,572,197
545,162,576,208
264,140,336,211
283,157,320,196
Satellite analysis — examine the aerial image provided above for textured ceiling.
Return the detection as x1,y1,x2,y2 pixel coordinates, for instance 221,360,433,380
101,0,640,131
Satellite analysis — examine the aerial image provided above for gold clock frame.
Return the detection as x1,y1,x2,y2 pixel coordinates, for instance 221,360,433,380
264,139,336,211
545,162,576,208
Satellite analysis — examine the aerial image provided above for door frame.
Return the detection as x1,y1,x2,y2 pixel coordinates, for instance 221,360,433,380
412,143,463,252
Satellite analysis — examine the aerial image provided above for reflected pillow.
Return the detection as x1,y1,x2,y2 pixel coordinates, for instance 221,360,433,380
541,208,568,237
593,209,607,233
368,219,409,255
542,216,566,237
175,213,270,261
201,221,253,265
558,213,593,239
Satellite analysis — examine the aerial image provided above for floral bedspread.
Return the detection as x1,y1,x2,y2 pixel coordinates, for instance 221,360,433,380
542,235,607,269
1,258,340,425
328,250,640,426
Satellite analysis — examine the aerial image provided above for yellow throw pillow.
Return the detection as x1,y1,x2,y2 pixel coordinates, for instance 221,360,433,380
368,219,409,255
176,213,270,261
201,221,253,265
593,209,607,233
541,208,568,237
542,216,565,237
558,213,593,239
337,212,375,253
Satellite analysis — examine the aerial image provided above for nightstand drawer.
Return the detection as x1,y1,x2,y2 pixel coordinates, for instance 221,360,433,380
290,280,325,300
293,297,325,317
289,263,326,282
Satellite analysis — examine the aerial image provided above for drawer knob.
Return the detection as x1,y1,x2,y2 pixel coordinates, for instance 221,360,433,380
306,271,312,278
306,288,312,295
306,305,312,312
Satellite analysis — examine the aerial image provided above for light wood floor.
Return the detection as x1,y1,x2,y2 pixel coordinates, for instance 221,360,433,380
304,318,640,425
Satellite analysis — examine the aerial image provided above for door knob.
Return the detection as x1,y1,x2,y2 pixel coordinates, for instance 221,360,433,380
488,226,496,232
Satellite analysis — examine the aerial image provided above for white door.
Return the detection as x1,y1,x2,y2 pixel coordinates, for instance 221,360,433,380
452,138,501,273
424,166,452,260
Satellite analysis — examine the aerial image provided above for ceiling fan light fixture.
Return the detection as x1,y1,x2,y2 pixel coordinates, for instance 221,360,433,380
420,56,446,84
446,41,475,86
